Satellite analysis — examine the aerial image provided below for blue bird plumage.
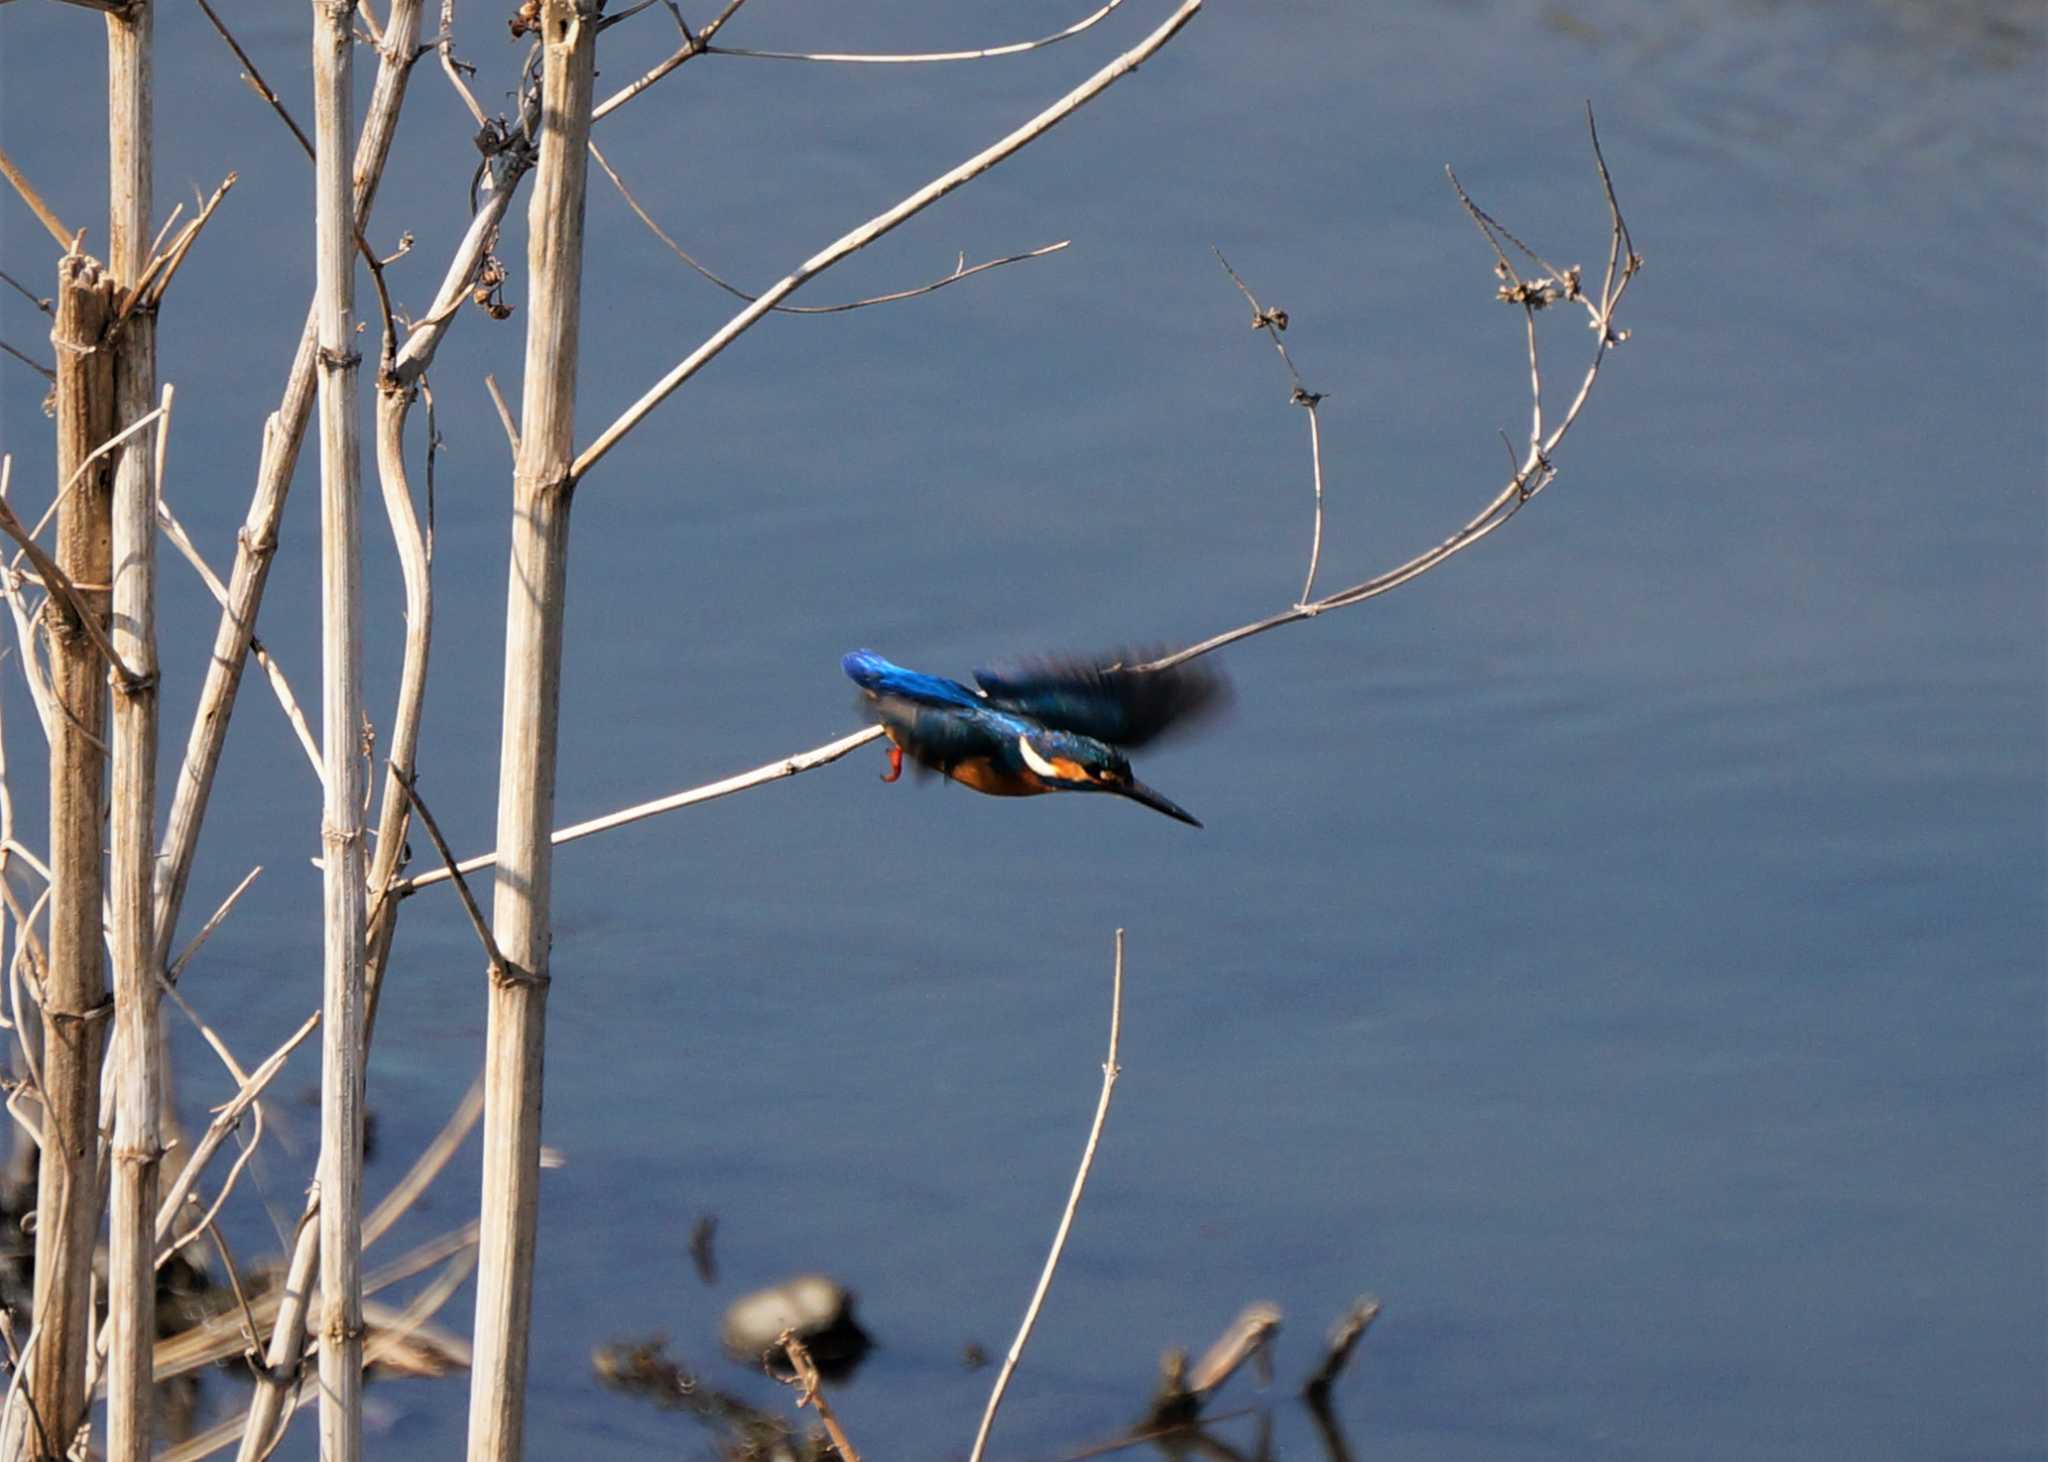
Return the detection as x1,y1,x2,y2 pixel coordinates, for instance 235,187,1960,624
843,648,1226,827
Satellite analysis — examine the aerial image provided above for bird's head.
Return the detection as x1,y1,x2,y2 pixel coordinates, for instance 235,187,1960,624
1015,729,1201,827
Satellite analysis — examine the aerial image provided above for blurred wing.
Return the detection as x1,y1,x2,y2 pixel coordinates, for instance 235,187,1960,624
842,649,985,711
974,650,1230,748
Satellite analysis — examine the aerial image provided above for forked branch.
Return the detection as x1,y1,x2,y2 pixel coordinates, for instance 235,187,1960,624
573,0,1205,480
1136,106,1639,672
395,108,1635,895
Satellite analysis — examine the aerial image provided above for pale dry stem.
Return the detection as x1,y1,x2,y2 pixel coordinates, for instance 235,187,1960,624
969,928,1125,1462
592,140,1070,314
710,0,1123,63
773,1332,860,1462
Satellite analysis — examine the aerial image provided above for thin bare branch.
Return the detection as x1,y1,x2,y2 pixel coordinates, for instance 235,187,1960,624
155,0,428,982
1298,399,1326,604
391,770,501,968
0,268,51,313
773,1333,859,1462
970,928,1124,1462
0,494,142,687
434,0,491,128
191,0,316,160
0,341,54,382
593,141,1069,314
484,374,520,456
395,725,881,895
228,1193,318,1462
1209,249,1329,603
574,0,1205,481
711,0,1123,63
165,867,262,985
134,171,238,312
154,494,322,778
0,144,71,247
1136,115,1637,673
590,0,751,120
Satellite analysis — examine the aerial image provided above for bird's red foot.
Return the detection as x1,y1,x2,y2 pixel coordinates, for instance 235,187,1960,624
880,744,903,783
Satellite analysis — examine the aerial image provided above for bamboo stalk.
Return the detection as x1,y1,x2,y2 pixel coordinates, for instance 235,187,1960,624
310,2,367,1458
468,5,599,1457
103,2,161,1456
20,247,118,1462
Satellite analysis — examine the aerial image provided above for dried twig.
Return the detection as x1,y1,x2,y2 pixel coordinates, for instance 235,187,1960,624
0,144,71,248
773,1332,860,1462
1135,108,1638,673
153,0,426,985
153,495,321,778
394,726,881,895
190,0,316,161
0,267,51,313
121,172,237,317
590,0,751,120
390,771,502,969
483,374,520,456
711,0,1123,63
1212,249,1327,604
228,1192,317,1462
0,493,140,686
592,140,1069,314
149,1009,318,1255
164,868,261,985
574,0,1206,481
0,341,54,383
969,929,1125,1462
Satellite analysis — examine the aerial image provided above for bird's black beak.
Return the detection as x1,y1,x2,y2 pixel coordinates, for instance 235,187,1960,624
1120,778,1202,828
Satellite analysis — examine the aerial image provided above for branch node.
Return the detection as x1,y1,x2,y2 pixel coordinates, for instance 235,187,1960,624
488,962,550,993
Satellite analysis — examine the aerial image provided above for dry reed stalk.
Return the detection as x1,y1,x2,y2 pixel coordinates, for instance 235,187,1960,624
359,0,454,1046
468,6,599,1457
152,0,422,976
20,248,119,1462
311,2,368,1457
230,1190,318,1462
103,4,162,1456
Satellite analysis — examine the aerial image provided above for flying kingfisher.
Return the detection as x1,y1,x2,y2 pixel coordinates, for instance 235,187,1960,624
843,648,1228,828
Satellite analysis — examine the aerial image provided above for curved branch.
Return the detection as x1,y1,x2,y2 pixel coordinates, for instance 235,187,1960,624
1138,112,1638,674
592,138,1068,313
709,0,1123,64
591,0,753,121
574,0,1204,481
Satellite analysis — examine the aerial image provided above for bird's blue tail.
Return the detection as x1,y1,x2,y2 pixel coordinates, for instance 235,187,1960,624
842,650,985,710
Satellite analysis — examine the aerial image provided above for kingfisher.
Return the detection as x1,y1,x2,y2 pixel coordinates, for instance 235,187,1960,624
843,648,1227,828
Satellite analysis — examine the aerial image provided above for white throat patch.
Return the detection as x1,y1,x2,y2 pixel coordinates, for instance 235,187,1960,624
1016,735,1063,780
